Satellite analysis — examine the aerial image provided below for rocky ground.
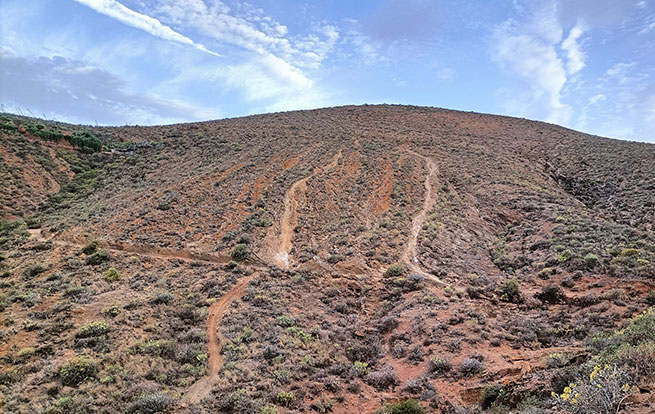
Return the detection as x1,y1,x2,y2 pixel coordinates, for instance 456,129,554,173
0,106,654,413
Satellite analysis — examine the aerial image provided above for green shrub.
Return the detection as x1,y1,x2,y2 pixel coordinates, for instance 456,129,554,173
277,391,295,406
385,264,404,277
499,278,521,303
77,321,109,338
584,253,599,267
276,314,296,327
60,357,97,386
232,244,249,261
69,131,102,152
259,405,278,414
86,250,109,265
17,347,36,359
380,399,426,414
103,267,121,281
615,342,655,379
354,361,370,376
81,241,98,255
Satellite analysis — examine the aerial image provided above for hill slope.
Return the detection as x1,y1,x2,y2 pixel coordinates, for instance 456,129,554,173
1,106,654,414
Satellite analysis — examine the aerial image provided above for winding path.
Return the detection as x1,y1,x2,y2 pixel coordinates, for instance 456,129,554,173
403,151,444,285
184,272,258,402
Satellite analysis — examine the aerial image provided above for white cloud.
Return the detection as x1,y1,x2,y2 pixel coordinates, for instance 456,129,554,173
561,21,587,75
72,0,220,57
493,17,572,124
153,0,338,69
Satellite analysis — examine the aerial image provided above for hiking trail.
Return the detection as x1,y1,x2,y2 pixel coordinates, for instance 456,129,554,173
274,150,342,269
403,151,444,285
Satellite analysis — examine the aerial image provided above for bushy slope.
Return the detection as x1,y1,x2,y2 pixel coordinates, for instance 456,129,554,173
0,106,653,414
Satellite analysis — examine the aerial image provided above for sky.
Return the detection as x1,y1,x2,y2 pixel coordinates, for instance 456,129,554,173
0,0,653,142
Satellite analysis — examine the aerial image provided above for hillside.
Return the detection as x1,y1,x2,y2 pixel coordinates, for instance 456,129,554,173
1,105,654,414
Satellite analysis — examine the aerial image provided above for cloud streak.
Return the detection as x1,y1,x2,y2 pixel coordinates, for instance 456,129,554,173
0,48,213,125
562,22,586,75
73,0,220,57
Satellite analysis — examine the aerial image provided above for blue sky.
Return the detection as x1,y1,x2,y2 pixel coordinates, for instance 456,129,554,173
0,0,653,142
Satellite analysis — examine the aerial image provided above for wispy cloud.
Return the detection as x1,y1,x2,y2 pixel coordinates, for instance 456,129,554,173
0,48,213,125
561,21,586,75
492,12,572,124
73,0,220,57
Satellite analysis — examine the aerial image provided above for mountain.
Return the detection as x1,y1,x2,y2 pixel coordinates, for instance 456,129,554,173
1,105,654,414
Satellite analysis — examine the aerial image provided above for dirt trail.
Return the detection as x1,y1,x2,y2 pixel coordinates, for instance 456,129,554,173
403,151,444,285
274,150,342,268
184,272,258,402
26,231,259,403
29,231,232,265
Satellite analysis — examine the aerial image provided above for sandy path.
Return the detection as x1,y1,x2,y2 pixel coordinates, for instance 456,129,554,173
274,150,341,268
403,151,444,285
184,272,258,402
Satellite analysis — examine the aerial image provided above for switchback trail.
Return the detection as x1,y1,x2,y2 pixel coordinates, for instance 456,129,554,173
403,151,444,285
184,272,258,402
274,150,342,268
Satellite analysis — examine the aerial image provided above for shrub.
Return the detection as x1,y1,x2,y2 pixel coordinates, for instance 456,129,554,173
377,315,399,332
354,361,370,376
104,267,121,281
499,278,521,303
77,321,109,338
126,392,172,414
277,391,295,406
427,356,451,375
480,384,505,409
584,253,599,267
60,357,97,386
326,253,342,264
380,399,426,414
547,352,569,369
385,264,405,277
615,342,655,379
646,291,655,305
460,358,484,376
81,241,98,255
259,405,278,414
50,396,91,414
552,364,634,414
86,250,109,265
232,244,249,261
365,364,399,390
69,131,102,152
150,291,174,304
276,314,296,327
218,389,256,413
17,347,36,359
23,264,47,278
535,285,565,304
